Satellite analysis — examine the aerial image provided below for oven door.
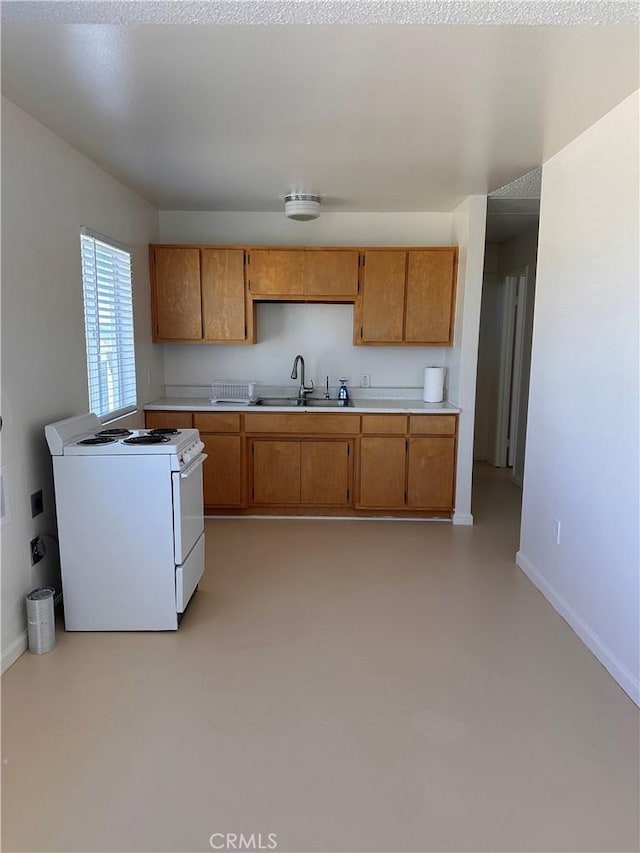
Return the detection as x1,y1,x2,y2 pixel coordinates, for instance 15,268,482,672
172,453,207,565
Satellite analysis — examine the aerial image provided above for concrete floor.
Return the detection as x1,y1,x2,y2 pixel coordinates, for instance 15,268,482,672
2,465,639,853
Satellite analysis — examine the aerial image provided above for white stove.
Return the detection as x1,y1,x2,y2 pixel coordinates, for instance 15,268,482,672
45,413,207,631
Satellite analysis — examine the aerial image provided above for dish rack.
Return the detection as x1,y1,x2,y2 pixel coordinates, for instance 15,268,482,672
211,381,257,405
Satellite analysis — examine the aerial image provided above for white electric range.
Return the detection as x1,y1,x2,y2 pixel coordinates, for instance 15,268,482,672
45,413,207,630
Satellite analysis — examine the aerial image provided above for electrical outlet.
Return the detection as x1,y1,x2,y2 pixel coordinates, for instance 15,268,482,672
553,519,561,545
360,373,371,388
30,536,46,566
31,489,43,518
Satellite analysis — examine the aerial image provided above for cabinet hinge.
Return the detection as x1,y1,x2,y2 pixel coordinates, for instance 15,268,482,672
246,253,250,265
347,445,350,456
360,326,363,339
347,488,350,501
244,323,247,338
247,280,251,291
406,438,408,451
362,256,365,267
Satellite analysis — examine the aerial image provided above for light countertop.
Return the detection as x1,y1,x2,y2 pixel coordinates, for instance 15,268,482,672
144,396,460,415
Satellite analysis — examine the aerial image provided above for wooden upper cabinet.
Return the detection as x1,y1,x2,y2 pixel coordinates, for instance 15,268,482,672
405,249,457,344
359,251,406,343
201,248,246,342
247,250,304,296
303,251,359,297
152,247,202,341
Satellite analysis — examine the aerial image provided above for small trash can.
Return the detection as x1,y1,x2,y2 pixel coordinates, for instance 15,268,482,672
26,587,56,654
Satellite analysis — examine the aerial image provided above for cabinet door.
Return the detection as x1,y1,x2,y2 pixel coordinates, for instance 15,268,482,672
251,440,301,504
301,440,352,506
247,250,304,296
359,251,406,343
405,249,456,344
153,247,202,340
358,436,406,508
407,437,455,509
202,434,243,508
303,251,359,297
145,411,194,429
201,249,246,341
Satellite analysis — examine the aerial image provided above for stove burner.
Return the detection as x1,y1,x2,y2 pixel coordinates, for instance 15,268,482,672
148,428,180,435
97,428,133,437
123,434,171,445
78,436,118,446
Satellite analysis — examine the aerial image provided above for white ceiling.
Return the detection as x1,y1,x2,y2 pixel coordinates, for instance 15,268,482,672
1,4,638,212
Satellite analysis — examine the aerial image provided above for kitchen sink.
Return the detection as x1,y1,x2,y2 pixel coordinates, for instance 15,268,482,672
253,397,352,408
303,398,352,408
253,397,304,407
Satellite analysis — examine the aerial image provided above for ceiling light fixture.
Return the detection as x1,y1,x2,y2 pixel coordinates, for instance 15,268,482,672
284,193,321,221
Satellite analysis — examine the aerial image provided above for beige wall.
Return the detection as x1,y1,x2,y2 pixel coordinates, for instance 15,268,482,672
1,98,161,670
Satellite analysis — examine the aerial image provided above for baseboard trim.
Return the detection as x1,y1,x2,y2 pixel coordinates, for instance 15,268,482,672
453,512,474,526
1,631,28,675
516,551,640,706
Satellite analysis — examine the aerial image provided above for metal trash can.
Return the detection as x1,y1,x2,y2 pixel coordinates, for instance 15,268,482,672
26,587,56,654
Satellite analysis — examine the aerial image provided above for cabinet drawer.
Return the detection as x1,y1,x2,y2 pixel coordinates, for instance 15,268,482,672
361,415,408,435
409,415,457,435
145,411,194,429
245,413,359,435
194,412,241,433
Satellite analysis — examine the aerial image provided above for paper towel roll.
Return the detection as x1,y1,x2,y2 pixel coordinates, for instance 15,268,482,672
423,367,445,403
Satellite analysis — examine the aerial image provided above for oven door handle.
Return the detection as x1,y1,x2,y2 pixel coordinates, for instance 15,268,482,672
180,453,208,478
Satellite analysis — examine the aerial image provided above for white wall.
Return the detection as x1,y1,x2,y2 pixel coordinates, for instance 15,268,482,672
159,210,456,390
1,98,161,671
517,91,639,704
448,196,488,525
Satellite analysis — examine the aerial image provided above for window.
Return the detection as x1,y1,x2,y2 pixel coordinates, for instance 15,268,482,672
80,230,137,420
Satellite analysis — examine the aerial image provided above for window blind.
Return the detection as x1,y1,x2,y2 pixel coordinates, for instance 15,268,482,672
80,232,137,420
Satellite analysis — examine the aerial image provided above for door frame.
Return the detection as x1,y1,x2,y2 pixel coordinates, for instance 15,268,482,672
495,266,528,471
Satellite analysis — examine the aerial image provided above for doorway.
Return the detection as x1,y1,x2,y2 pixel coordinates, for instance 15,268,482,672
495,267,529,483
473,213,539,502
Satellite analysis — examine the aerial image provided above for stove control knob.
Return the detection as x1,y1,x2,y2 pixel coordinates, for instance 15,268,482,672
183,450,193,464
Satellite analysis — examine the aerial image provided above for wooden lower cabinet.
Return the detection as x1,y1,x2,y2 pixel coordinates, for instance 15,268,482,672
407,436,456,509
357,415,457,512
300,440,351,505
145,411,193,429
252,440,301,505
250,438,352,507
145,409,457,517
201,434,244,508
358,436,406,508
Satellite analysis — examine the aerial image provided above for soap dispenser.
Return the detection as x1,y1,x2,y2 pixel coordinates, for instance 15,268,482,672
338,378,350,405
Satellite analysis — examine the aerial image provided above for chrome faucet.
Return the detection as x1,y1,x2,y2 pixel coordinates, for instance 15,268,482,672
290,354,314,399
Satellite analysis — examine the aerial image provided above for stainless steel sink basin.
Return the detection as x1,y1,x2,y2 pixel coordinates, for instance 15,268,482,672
253,397,304,407
303,398,352,408
253,397,352,408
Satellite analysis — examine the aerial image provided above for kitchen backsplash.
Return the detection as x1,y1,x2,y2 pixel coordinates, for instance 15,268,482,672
162,302,449,389
165,384,427,400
